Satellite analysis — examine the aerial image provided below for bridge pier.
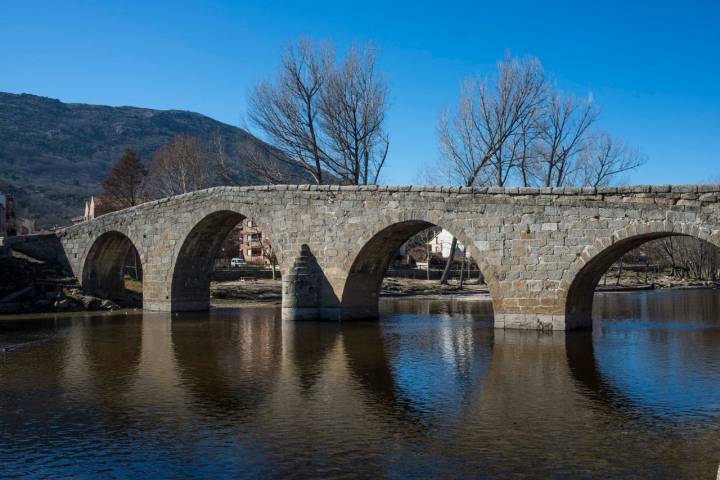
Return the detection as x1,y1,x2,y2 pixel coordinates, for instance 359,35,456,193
494,313,591,331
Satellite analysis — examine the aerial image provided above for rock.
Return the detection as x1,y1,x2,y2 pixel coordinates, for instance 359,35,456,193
100,299,119,310
80,295,102,310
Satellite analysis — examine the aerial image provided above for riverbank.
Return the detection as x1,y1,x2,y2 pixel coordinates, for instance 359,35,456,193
2,262,719,316
597,272,720,291
0,251,141,315
210,277,490,305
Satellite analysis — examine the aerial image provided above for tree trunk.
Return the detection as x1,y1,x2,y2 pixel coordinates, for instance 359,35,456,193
439,237,458,285
458,252,466,289
426,244,431,280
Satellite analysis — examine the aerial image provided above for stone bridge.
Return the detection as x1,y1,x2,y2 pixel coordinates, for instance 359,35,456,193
57,184,720,331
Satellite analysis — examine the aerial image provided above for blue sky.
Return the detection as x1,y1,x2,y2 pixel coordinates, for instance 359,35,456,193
1,0,718,184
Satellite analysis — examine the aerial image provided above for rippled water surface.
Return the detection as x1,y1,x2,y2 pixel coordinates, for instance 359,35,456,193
1,290,720,478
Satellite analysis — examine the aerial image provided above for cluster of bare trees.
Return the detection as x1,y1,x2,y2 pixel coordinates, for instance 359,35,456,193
99,134,225,212
146,135,214,197
599,236,720,286
437,54,645,189
248,39,389,185
433,54,646,284
644,237,720,281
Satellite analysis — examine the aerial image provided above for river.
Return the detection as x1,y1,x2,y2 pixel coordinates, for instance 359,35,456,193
1,290,719,478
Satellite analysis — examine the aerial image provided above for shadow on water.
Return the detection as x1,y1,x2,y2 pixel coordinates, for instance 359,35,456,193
341,320,425,427
283,319,342,393
586,289,720,421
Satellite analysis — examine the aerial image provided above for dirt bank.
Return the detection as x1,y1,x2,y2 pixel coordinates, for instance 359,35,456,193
0,251,140,315
597,272,720,291
209,277,489,305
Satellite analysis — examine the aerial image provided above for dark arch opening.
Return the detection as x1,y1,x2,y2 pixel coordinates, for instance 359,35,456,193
341,220,490,320
565,232,720,327
82,231,143,304
171,210,283,312
171,211,246,311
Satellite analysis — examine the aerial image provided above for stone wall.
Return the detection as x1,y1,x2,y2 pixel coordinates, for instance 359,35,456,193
58,184,720,330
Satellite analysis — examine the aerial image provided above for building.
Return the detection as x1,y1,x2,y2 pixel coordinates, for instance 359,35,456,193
0,193,35,236
239,219,271,265
74,196,104,223
428,229,465,259
74,195,115,224
216,218,273,266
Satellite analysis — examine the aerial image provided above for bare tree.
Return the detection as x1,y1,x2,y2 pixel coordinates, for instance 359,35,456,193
436,53,648,287
319,45,389,184
437,54,545,283
534,91,598,187
438,54,546,188
248,39,390,185
260,241,279,280
579,132,646,187
147,135,213,197
248,40,333,184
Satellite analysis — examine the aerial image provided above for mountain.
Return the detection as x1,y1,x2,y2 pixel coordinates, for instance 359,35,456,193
0,92,309,227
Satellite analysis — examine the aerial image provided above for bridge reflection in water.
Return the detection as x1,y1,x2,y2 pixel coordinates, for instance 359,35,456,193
1,292,719,478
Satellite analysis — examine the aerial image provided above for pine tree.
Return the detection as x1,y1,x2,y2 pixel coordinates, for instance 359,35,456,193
100,149,147,213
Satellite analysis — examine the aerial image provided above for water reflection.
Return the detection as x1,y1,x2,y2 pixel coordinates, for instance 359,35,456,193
593,290,720,421
0,292,719,478
171,308,283,418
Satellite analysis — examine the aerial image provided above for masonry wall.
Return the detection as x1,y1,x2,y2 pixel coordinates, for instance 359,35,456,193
59,185,720,330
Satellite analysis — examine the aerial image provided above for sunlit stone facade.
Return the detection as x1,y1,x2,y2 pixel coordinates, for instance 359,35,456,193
58,184,720,330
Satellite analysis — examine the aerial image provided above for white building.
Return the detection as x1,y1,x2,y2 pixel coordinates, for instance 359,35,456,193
428,229,465,259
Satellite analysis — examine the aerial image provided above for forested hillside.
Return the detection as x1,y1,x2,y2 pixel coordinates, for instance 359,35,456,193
0,92,308,227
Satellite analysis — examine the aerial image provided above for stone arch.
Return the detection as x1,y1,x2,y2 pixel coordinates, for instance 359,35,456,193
338,216,500,320
82,231,144,300
561,221,720,329
169,209,281,312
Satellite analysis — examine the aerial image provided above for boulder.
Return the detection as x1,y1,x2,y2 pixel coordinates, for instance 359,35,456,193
80,295,102,310
100,299,119,310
